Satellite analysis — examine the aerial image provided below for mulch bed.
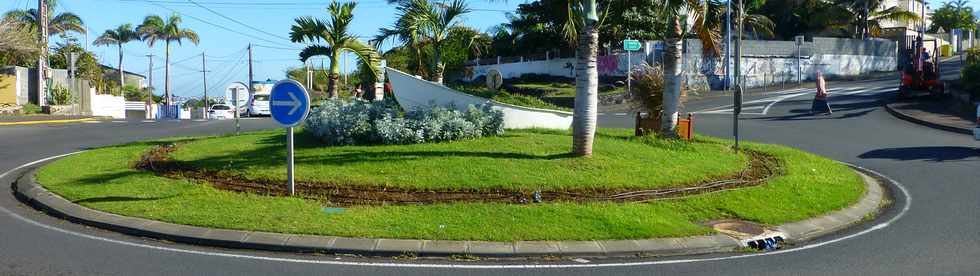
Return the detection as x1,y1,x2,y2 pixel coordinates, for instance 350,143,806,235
135,144,782,207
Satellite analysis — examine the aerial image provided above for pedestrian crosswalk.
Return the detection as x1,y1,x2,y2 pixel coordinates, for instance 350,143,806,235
692,86,895,115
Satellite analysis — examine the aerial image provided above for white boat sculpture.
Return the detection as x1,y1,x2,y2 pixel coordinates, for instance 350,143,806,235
385,67,573,129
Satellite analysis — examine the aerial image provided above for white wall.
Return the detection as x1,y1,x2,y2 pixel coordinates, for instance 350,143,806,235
89,90,126,119
387,68,573,129
468,52,647,80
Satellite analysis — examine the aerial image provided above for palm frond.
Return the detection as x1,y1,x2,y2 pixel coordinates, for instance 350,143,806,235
338,39,383,80
298,45,333,62
290,16,328,43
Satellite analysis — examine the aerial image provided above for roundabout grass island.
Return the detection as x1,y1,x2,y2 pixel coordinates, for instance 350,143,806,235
37,128,865,242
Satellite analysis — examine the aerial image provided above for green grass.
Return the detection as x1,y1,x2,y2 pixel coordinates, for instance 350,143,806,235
36,130,865,241
512,83,626,97
170,129,746,191
450,85,571,112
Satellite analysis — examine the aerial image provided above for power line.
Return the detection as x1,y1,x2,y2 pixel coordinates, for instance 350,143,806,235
206,50,248,94
252,44,304,51
185,0,294,42
119,0,360,6
136,0,299,47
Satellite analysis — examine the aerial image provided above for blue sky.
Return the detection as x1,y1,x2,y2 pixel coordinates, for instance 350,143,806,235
4,0,525,99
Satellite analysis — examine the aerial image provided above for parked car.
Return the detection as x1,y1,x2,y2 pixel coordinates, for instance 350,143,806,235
246,93,271,117
208,104,233,119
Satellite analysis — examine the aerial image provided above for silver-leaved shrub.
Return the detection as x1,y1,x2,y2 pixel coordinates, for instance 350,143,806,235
305,99,504,146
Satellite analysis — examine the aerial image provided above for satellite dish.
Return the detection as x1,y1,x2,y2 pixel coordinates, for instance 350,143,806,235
486,69,503,90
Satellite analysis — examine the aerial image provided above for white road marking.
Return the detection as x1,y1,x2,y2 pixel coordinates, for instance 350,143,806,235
693,86,895,115
81,121,101,124
0,155,910,269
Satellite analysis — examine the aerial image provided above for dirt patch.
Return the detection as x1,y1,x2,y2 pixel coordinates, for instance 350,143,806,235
135,145,782,207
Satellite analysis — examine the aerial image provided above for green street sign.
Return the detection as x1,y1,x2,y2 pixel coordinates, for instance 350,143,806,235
623,39,641,51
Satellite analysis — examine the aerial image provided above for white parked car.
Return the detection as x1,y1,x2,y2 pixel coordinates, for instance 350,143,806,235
246,93,271,117
208,104,233,120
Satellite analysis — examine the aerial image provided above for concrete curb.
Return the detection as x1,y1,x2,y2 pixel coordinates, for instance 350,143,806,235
883,101,972,135
13,164,888,258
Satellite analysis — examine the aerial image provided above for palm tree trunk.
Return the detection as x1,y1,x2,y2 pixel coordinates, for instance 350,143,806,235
414,46,425,77
328,53,341,98
571,22,599,157
118,43,125,89
164,40,171,105
661,17,683,137
434,45,444,84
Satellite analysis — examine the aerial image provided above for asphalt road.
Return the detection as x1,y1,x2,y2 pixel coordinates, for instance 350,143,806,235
2,67,978,275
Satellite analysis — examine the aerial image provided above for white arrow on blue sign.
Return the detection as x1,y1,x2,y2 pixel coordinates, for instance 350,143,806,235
270,79,311,127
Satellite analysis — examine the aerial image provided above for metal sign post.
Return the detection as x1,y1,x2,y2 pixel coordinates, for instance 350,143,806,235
233,87,240,135
623,39,641,97
270,80,311,196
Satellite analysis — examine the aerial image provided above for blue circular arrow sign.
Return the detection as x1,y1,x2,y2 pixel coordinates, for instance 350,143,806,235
270,79,311,127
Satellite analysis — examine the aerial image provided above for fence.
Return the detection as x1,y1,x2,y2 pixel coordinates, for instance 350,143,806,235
465,37,898,91
158,104,181,120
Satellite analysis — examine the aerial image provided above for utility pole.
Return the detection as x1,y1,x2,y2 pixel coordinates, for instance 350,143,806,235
306,60,313,90
146,54,155,119
201,52,210,120
37,0,49,107
239,43,254,135
733,0,744,152
725,0,732,90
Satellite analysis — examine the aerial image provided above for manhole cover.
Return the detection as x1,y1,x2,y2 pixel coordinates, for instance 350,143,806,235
704,219,767,239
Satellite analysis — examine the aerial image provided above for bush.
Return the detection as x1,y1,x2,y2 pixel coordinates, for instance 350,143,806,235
48,83,74,105
123,85,146,101
962,48,980,95
304,99,504,146
630,62,687,117
20,103,41,114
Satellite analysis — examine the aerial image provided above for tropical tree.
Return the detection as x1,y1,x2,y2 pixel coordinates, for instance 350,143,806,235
373,2,429,78
654,0,718,136
2,0,85,37
834,0,919,39
711,0,775,40
138,14,199,105
929,0,976,33
569,0,601,156
290,1,381,98
0,18,38,63
394,0,473,84
93,24,139,89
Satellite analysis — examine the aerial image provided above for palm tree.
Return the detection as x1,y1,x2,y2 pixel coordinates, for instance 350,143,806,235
378,0,473,84
567,0,601,156
2,0,85,37
412,0,472,84
373,2,429,78
655,0,718,136
93,24,139,89
834,0,919,39
138,14,199,105
0,18,38,55
710,0,775,39
290,1,381,98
